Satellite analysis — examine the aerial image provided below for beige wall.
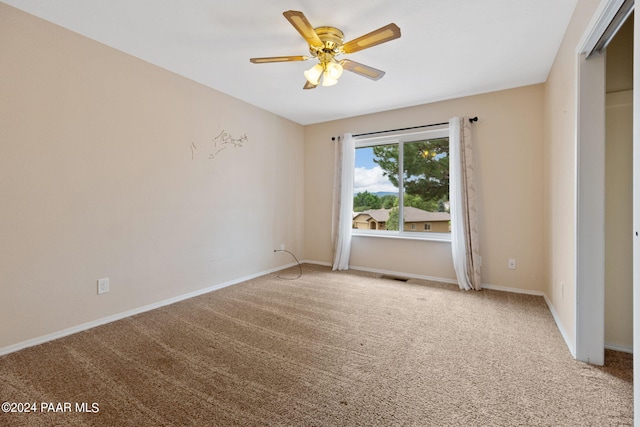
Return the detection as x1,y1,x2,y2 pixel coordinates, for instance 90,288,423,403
304,85,546,291
543,0,601,348
605,90,633,350
607,15,634,93
0,4,304,350
604,15,634,350
3,0,619,358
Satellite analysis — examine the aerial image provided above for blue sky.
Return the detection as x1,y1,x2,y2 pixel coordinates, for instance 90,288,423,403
354,147,396,194
355,147,376,169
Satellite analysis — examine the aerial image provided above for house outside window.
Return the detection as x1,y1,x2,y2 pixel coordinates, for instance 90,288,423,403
352,128,450,240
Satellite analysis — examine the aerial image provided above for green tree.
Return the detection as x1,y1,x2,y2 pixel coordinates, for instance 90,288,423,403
404,193,438,211
386,207,399,231
381,194,397,209
353,191,382,212
372,138,449,206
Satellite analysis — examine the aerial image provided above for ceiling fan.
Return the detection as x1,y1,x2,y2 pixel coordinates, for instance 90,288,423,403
250,10,401,89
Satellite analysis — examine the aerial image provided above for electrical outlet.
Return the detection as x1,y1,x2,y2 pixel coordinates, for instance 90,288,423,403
280,243,286,251
97,278,109,294
508,259,516,270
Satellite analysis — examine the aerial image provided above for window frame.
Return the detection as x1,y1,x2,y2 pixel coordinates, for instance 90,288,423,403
352,127,451,242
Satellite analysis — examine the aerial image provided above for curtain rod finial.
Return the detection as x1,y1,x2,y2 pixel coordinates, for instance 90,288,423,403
469,116,478,123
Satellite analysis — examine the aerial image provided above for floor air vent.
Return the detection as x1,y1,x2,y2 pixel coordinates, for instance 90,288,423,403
380,275,409,282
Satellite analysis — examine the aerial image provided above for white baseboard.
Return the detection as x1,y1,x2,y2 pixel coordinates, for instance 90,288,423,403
0,262,298,357
346,264,459,285
479,283,576,357
481,283,545,296
605,343,633,354
302,260,332,267
541,294,577,358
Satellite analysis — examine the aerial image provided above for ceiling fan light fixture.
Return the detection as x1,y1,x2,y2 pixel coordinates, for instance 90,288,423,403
304,63,323,85
321,72,339,87
325,60,343,80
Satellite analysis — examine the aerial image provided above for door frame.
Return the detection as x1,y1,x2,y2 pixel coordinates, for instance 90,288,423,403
575,0,637,421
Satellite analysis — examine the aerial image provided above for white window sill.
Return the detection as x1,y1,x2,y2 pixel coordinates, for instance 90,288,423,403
351,230,452,243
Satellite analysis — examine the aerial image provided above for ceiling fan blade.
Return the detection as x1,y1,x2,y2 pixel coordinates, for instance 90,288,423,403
250,56,308,64
303,80,318,90
283,10,323,48
341,23,401,54
341,59,386,81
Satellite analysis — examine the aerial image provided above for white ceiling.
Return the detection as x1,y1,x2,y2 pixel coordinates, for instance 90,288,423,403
3,0,578,125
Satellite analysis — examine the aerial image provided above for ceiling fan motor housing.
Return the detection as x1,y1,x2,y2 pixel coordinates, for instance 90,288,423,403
310,26,345,59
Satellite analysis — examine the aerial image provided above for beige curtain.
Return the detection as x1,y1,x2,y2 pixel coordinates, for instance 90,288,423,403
449,117,481,290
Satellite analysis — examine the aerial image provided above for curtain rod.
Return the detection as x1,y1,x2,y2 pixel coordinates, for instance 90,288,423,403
351,116,478,138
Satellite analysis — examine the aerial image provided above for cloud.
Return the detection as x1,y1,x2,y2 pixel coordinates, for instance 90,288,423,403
353,166,397,194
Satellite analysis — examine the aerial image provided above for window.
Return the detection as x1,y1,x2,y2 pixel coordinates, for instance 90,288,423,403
353,128,450,239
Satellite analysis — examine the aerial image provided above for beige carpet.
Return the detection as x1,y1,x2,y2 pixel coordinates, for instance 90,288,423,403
0,264,633,426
